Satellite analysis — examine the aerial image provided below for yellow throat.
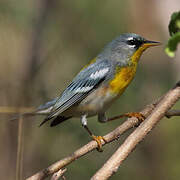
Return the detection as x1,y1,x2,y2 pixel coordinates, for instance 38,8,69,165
109,43,154,94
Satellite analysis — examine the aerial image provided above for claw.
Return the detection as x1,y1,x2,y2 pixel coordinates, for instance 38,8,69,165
91,135,106,152
125,112,146,122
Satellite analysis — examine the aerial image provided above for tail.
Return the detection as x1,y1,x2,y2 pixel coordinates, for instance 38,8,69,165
9,99,55,122
39,115,72,127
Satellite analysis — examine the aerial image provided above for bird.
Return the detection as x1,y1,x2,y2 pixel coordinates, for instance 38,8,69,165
37,33,160,151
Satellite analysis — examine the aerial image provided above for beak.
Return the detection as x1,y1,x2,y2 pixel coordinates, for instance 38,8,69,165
143,40,161,48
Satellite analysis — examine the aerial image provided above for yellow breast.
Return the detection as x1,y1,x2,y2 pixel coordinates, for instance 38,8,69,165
109,64,137,94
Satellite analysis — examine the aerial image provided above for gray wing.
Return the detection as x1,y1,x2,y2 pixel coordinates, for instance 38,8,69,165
37,97,58,114
44,59,112,122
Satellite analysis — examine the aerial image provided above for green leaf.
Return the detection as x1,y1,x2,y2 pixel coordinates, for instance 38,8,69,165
165,32,180,57
168,11,180,36
165,11,180,57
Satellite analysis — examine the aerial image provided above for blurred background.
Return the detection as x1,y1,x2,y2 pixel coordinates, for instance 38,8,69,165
0,0,180,179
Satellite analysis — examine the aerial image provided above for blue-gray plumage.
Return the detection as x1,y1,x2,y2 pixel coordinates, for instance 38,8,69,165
37,33,160,151
37,97,58,113
39,59,112,126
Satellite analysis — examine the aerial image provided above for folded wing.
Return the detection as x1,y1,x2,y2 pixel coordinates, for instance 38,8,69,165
39,59,111,126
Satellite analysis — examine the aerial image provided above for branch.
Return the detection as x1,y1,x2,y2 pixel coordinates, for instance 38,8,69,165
26,81,180,180
0,80,175,179
26,109,153,179
91,82,180,180
51,168,67,180
166,109,180,118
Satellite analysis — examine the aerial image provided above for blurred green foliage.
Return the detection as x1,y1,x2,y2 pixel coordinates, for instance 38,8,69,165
165,11,180,57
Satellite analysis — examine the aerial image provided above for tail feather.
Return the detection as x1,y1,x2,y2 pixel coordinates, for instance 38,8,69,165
39,116,51,127
39,115,71,127
50,116,71,127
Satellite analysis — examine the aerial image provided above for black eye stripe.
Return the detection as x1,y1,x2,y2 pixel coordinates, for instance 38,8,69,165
127,38,143,47
128,39,136,45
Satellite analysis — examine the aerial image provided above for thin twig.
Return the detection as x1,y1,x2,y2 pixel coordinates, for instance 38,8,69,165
16,116,24,180
15,1,55,180
26,82,180,180
91,82,180,180
51,168,67,180
0,107,36,114
26,97,161,180
0,97,177,179
166,109,180,118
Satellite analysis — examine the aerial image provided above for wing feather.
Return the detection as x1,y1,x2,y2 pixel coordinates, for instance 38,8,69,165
43,60,112,121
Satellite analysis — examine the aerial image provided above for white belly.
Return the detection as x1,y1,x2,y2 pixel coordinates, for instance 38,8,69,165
62,85,117,117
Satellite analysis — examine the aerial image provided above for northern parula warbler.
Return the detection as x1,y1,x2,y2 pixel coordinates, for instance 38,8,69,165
38,33,160,151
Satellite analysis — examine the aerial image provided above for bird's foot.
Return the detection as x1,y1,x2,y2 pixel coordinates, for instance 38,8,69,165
91,135,106,152
124,112,146,122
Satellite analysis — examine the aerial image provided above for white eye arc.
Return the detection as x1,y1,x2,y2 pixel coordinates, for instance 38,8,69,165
127,37,134,41
128,43,136,48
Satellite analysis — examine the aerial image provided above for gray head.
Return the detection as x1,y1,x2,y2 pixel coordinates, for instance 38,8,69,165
97,33,160,64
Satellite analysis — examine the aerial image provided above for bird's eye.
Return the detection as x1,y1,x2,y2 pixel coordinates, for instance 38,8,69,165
127,38,142,47
127,39,137,45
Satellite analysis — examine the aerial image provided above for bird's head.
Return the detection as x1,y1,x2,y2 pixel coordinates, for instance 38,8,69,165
98,33,160,65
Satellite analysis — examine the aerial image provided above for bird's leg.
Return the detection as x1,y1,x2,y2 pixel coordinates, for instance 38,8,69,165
98,112,108,123
81,115,106,152
105,112,146,123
